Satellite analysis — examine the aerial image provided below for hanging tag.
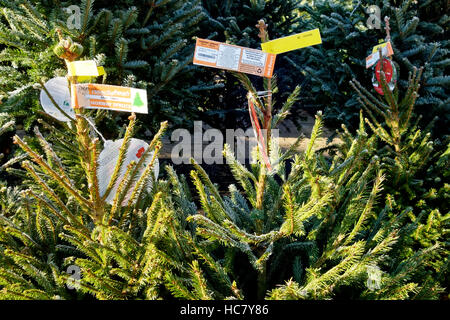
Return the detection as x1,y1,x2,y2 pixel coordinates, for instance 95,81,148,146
366,42,393,69
193,38,276,78
261,29,322,54
375,59,394,83
372,58,397,95
39,77,76,122
372,41,393,54
97,66,106,76
67,60,99,77
78,66,106,82
75,83,148,114
97,138,159,206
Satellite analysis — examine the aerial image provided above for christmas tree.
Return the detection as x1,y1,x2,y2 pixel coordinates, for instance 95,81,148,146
193,0,305,131
132,92,144,108
0,1,447,302
0,0,216,133
284,0,449,132
0,17,447,300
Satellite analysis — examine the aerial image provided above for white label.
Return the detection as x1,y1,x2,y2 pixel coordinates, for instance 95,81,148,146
366,53,380,69
242,49,267,67
217,44,241,71
194,46,218,64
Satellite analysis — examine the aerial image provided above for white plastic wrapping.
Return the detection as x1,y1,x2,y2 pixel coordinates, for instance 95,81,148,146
39,77,75,122
97,138,159,206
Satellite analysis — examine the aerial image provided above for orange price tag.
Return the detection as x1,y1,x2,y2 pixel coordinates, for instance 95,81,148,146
193,38,276,78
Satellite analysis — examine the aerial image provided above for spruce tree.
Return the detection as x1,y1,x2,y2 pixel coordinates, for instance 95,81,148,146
194,0,304,131
284,0,449,132
0,0,214,133
179,21,447,300
0,37,240,299
0,3,447,302
350,63,449,298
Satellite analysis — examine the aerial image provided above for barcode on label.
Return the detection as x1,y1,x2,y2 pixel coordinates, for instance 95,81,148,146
195,46,218,63
198,53,216,59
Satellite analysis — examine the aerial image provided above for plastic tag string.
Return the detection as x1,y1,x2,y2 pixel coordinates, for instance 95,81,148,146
256,90,272,98
78,114,107,144
247,92,272,171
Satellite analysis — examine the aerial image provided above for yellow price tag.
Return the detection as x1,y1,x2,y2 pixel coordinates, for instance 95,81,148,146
77,66,106,82
68,60,99,77
261,29,322,54
97,66,106,76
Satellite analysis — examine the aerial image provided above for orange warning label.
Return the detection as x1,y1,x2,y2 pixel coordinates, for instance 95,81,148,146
193,38,276,78
74,83,148,114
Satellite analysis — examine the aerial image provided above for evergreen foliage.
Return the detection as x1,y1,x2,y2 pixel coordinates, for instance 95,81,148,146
1,31,447,299
0,0,216,132
185,85,447,299
285,0,449,132
0,1,447,302
195,0,305,130
350,64,449,296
